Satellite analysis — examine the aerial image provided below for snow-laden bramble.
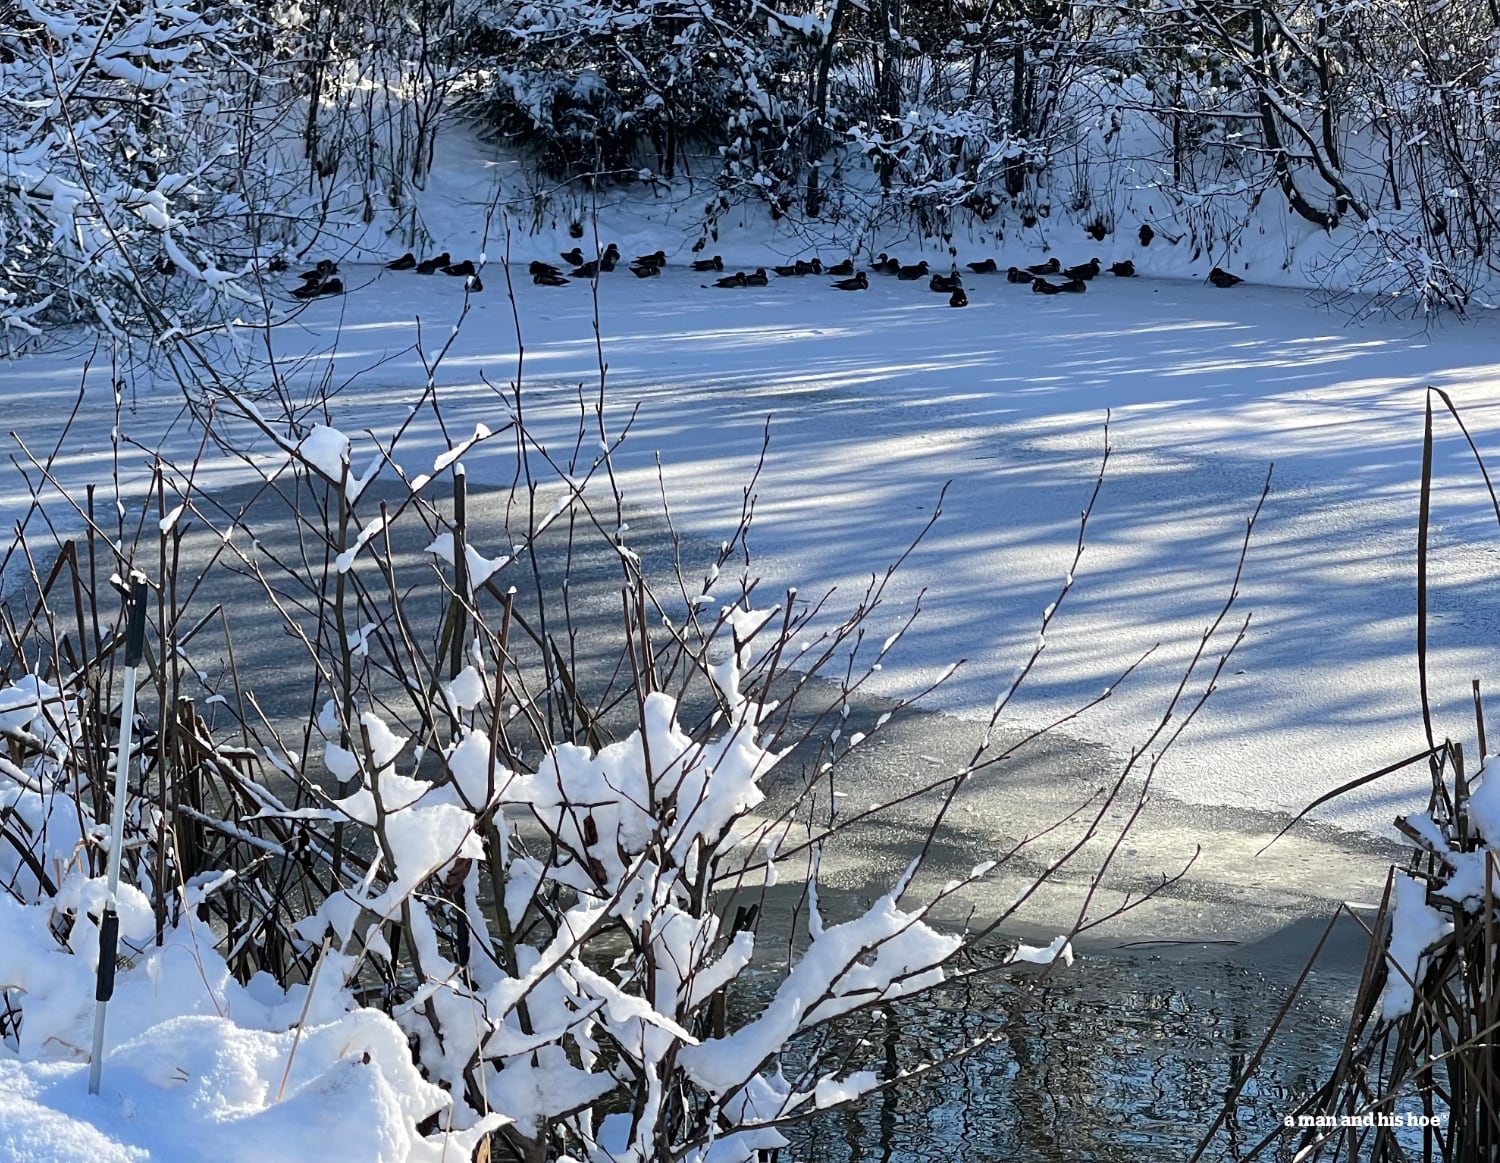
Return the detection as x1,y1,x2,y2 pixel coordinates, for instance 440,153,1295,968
0,554,991,1161
287,609,982,1159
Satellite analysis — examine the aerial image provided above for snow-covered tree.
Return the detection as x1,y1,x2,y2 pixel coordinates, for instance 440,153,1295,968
0,0,265,343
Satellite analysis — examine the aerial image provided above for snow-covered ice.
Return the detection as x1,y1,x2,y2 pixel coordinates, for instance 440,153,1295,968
7,266,1498,836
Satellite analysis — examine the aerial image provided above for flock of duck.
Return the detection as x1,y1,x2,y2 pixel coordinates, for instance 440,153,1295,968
283,244,1246,307
527,249,1158,308
282,251,484,299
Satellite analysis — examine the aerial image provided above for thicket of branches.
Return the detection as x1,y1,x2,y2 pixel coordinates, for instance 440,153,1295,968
5,0,1498,340
0,0,453,345
466,0,1500,303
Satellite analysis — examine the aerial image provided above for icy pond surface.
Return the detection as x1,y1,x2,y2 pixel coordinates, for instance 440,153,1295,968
7,268,1500,836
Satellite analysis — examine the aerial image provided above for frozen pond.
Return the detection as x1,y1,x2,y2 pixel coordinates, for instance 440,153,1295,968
5,266,1497,835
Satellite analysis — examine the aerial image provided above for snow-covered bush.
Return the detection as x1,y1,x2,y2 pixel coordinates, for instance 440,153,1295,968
0,0,460,349
0,415,1033,1156
0,0,267,343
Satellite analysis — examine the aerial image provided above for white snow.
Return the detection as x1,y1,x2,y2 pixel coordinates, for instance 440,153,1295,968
296,425,350,482
1468,769,1500,848
678,889,960,1093
1007,935,1076,968
814,1070,879,1108
424,532,512,591
0,877,501,1162
1380,875,1453,1021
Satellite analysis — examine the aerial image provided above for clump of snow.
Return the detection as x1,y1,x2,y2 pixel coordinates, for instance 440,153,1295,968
1380,875,1453,1022
1007,934,1076,968
334,511,392,574
814,1070,879,1109
1434,850,1493,909
296,425,350,482
679,890,960,1093
425,532,511,591
444,665,486,713
1467,770,1500,849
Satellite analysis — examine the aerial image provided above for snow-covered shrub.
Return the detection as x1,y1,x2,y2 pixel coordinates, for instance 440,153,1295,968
0,404,1026,1157
1208,738,1496,1160
0,0,268,343
0,0,461,349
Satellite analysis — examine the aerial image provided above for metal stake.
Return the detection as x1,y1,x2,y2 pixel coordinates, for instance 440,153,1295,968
88,574,149,1096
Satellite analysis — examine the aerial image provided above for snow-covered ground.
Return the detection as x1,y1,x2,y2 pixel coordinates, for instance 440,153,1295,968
6,256,1499,837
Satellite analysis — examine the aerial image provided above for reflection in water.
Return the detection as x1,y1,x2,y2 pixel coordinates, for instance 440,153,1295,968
782,952,1353,1161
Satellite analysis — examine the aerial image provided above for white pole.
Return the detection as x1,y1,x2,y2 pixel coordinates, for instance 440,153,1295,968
88,574,148,1096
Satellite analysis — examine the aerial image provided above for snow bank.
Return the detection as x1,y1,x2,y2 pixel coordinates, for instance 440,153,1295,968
0,1013,498,1163
0,885,500,1161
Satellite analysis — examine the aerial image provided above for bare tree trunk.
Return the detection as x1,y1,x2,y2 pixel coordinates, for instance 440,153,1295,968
1251,7,1340,229
804,0,847,217
303,0,344,186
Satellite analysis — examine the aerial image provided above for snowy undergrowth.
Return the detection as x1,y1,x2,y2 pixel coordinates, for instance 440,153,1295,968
0,636,966,1161
0,337,1179,1159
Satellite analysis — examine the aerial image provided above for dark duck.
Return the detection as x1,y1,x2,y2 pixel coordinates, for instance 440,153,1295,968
298,259,337,281
292,277,343,300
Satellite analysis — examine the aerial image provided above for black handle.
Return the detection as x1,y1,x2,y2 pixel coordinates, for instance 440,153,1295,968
124,576,148,668
95,910,120,1002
